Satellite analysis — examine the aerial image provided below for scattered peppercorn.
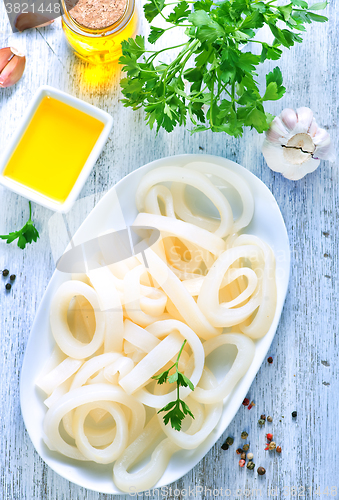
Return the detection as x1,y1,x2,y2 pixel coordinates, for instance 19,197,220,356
247,461,255,470
241,431,248,439
292,411,297,418
5,283,11,291
267,356,273,364
266,433,273,442
221,442,229,450
260,414,266,420
258,418,265,427
241,452,246,460
243,444,250,452
267,416,273,422
10,274,16,281
242,398,250,406
248,400,255,410
268,441,276,451
276,446,282,453
239,459,246,468
2,269,9,277
265,444,269,451
236,448,243,455
257,466,266,476
247,452,254,460
226,436,234,446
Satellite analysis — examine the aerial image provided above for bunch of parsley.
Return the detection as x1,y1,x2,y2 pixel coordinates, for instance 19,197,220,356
119,0,328,137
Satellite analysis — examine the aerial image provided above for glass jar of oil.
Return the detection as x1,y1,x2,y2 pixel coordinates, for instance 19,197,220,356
61,0,138,65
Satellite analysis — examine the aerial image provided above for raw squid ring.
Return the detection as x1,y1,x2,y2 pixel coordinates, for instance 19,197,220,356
50,280,106,359
197,245,263,327
43,384,146,460
135,166,234,238
172,161,254,233
113,415,179,493
191,333,255,404
72,401,128,464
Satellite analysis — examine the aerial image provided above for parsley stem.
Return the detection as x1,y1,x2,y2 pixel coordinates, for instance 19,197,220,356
29,201,32,221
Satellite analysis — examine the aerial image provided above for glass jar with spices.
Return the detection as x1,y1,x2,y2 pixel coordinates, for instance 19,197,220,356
61,0,138,64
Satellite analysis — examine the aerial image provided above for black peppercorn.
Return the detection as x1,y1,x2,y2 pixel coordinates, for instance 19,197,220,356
292,411,297,418
5,283,11,291
260,414,266,420
257,466,266,476
10,274,16,281
236,448,243,455
2,269,9,277
221,442,229,450
247,461,255,470
267,356,273,364
226,436,234,446
241,431,248,439
241,452,246,460
243,444,250,452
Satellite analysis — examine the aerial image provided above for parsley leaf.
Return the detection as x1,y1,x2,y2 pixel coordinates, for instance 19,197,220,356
0,201,40,250
120,0,328,137
153,339,195,431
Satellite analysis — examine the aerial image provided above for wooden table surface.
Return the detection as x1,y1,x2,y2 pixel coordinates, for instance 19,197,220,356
0,1,338,499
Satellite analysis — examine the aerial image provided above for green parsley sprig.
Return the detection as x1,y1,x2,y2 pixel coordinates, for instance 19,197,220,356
0,201,40,249
119,0,328,137
153,339,195,431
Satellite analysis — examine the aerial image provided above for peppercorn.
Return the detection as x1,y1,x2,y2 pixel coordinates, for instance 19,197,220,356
2,269,9,277
258,418,265,427
267,416,273,422
292,411,297,418
247,461,255,470
257,466,266,476
276,446,282,453
248,400,255,410
267,356,273,363
10,274,16,281
242,398,250,406
5,283,11,291
221,442,229,450
243,444,250,452
266,433,273,441
247,452,254,460
236,448,243,455
226,436,234,446
241,431,248,439
241,452,246,460
268,441,276,451
260,414,266,420
239,459,246,468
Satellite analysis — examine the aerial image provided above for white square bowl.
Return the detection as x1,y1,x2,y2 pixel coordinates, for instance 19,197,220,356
0,85,113,212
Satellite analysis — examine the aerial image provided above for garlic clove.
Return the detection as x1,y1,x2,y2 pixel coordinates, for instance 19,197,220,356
0,47,26,88
308,118,318,138
280,108,297,131
265,116,289,144
313,128,335,162
294,107,314,134
0,47,13,72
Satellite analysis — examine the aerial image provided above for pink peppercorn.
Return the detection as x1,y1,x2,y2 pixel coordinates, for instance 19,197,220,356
242,398,250,406
266,433,273,441
239,459,246,467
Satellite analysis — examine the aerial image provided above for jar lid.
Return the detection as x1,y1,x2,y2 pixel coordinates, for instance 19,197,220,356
65,0,127,30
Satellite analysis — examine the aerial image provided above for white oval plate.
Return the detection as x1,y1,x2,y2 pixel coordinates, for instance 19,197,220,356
20,154,290,494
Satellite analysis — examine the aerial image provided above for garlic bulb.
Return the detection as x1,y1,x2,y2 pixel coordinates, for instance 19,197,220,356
262,107,335,181
0,47,26,88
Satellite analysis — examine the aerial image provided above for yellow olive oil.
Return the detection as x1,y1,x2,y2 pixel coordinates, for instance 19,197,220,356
3,96,104,203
